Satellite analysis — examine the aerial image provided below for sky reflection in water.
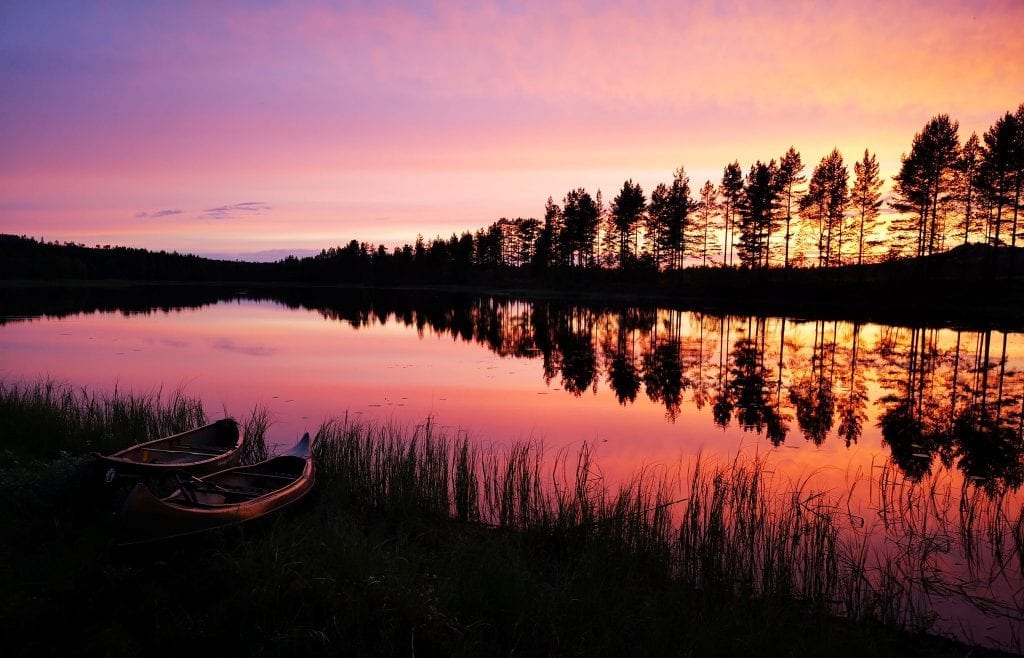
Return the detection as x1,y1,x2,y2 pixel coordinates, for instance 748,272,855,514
3,293,1023,489
2,291,1023,648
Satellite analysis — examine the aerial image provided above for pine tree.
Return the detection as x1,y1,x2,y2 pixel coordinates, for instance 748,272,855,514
849,149,884,266
561,188,600,268
801,149,848,266
953,133,983,246
1011,104,1024,250
688,180,721,267
646,184,667,267
651,167,694,271
892,114,961,258
536,196,561,270
737,160,780,268
609,180,646,268
776,147,805,269
720,162,744,267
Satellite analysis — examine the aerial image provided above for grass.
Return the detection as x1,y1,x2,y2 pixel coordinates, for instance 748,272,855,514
0,378,207,461
0,379,1020,656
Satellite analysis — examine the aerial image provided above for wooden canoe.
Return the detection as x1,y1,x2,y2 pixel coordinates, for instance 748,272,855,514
95,418,244,484
115,433,314,546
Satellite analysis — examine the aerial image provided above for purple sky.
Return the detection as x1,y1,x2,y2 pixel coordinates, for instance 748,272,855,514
2,1,1022,257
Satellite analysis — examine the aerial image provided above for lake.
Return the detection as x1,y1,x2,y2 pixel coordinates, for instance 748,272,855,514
2,285,1022,649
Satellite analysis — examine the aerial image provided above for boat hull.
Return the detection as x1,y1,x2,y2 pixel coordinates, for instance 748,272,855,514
95,418,244,484
116,433,314,546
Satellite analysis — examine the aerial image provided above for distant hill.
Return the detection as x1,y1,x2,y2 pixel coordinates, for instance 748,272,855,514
0,234,273,282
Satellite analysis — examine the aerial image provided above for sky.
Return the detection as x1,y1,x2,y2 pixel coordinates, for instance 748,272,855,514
1,0,1022,259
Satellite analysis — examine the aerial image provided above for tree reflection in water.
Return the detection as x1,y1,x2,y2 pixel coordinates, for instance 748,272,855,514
275,289,1022,493
9,286,1023,650
9,286,1023,492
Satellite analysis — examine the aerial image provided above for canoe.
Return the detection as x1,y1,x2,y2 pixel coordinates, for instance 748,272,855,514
95,418,244,484
115,433,315,546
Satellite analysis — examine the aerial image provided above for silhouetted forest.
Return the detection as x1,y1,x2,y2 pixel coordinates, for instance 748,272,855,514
4,105,1023,317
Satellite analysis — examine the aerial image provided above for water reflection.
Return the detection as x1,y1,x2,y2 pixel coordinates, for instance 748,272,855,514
287,292,1023,492
3,286,1023,491
877,327,1024,493
0,284,238,323
6,285,1023,649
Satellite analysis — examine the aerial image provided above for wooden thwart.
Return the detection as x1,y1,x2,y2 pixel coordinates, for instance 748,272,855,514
143,447,223,457
230,471,298,481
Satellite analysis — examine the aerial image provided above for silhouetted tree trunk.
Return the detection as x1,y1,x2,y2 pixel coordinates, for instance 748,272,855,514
720,162,744,267
777,147,805,269
893,114,961,260
609,180,645,268
850,149,883,266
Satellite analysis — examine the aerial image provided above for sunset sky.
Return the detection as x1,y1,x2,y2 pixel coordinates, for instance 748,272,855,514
2,0,1022,259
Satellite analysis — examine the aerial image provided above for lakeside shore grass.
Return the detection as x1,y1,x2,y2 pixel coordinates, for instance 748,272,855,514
0,379,1019,656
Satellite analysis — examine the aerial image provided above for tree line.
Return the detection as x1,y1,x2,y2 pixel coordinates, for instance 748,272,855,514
3,104,1022,286
288,103,1022,281
476,104,1024,273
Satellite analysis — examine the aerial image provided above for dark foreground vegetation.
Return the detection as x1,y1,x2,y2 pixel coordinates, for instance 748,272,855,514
0,380,1018,657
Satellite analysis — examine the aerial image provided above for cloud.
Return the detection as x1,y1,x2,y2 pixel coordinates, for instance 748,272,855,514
134,203,269,222
135,208,183,219
211,337,275,357
201,201,272,220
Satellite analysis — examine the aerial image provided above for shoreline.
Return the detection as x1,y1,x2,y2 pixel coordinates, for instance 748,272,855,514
4,275,1024,331
2,380,1020,656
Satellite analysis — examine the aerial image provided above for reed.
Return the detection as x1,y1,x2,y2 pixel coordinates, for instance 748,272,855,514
311,415,1024,652
240,404,270,465
0,378,206,459
0,378,270,467
2,380,1021,655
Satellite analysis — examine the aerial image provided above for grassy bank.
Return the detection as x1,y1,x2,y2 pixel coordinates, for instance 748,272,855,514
0,380,1017,656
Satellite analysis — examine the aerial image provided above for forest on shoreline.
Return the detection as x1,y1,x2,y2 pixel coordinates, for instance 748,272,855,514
4,234,1024,327
4,105,1023,316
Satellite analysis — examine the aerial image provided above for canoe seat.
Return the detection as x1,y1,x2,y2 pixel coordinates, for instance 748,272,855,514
144,447,222,457
175,484,269,506
176,444,224,456
231,472,298,481
197,484,269,498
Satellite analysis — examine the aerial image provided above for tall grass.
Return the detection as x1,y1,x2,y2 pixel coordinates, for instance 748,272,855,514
240,404,270,465
0,378,206,459
0,377,272,611
312,416,1024,650
1,379,1020,652
0,377,269,465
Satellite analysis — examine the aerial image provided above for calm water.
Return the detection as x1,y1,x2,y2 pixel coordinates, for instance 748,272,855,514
2,286,1023,649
